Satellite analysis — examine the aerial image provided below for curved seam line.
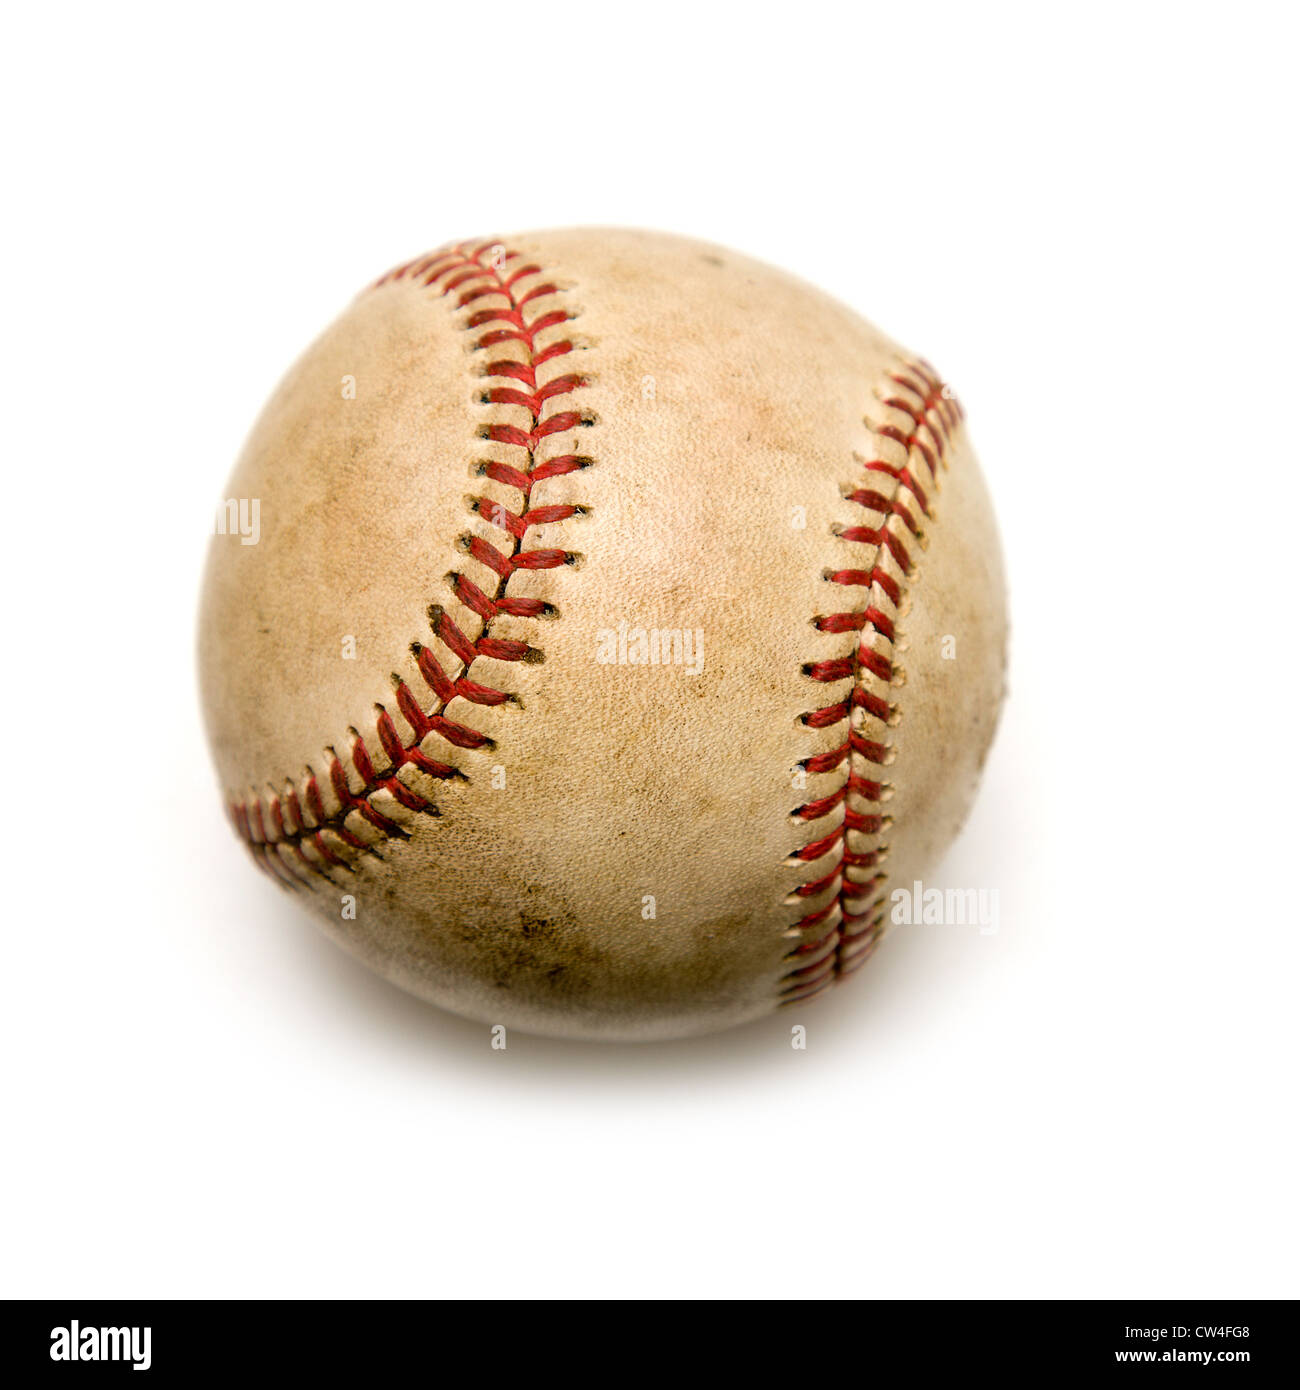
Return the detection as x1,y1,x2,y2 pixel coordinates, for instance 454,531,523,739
780,357,962,1002
227,240,591,885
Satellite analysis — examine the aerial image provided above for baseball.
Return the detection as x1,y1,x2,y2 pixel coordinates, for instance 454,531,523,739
199,228,1007,1041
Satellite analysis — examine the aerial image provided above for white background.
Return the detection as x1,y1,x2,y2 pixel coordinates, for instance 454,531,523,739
2,2,1296,1299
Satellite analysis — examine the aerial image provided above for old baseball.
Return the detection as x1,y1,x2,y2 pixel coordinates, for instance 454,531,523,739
199,228,1007,1041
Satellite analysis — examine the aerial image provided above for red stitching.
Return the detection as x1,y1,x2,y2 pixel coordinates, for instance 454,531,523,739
229,240,590,883
781,359,962,1004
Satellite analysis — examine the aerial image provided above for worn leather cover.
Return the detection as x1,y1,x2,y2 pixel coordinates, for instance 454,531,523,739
199,228,1007,1040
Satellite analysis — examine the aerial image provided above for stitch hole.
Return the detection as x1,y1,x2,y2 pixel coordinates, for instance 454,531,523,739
796,709,848,728
800,661,852,680
474,424,526,442
469,459,530,481
782,889,828,908
416,759,470,785
782,851,834,871
464,495,518,523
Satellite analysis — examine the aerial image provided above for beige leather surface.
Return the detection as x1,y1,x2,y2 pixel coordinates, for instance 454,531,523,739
198,228,1007,1040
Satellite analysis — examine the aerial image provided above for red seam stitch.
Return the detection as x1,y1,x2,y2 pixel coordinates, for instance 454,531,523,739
781,359,961,1002
229,240,589,880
